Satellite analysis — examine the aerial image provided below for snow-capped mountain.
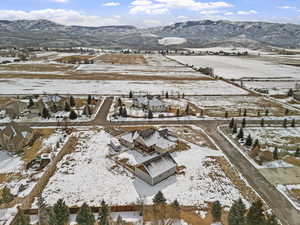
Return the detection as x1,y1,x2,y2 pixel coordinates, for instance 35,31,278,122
0,19,299,49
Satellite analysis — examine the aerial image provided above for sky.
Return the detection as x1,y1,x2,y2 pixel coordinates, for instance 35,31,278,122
0,0,300,27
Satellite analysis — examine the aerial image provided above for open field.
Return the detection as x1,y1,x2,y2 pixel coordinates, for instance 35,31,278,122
168,55,300,80
186,96,297,117
0,79,249,95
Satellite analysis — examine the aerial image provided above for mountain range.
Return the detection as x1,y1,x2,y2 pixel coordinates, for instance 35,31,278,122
0,19,299,49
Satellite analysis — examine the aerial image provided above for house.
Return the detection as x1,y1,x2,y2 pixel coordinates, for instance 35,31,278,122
3,101,27,119
133,96,167,112
0,109,6,119
109,138,122,152
294,91,300,101
119,128,178,154
39,95,67,112
0,121,34,153
134,152,177,185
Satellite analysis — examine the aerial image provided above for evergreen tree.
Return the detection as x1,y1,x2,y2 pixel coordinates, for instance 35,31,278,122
116,215,124,225
52,199,69,225
42,107,50,119
118,107,122,116
148,110,153,119
176,109,180,117
225,111,229,118
295,148,300,157
257,110,260,117
98,200,110,225
229,118,235,129
253,139,260,149
87,95,92,105
291,119,296,127
261,118,265,127
283,119,287,128
266,214,279,225
265,109,269,116
233,123,238,134
65,102,71,112
182,93,185,98
0,186,14,203
247,200,266,225
245,134,253,147
273,147,279,160
69,110,78,120
228,198,246,225
185,105,190,115
211,201,222,222
237,128,244,139
28,98,34,108
76,203,95,225
153,191,166,205
15,210,30,225
69,96,76,107
243,109,247,117
287,88,294,97
165,92,169,99
117,98,122,107
171,199,180,210
122,108,127,117
83,105,92,116
242,118,246,128
52,103,58,113
239,108,242,117
129,91,133,98
285,109,289,116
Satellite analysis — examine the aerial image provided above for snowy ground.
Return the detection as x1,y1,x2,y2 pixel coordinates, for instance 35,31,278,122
0,130,68,199
168,55,300,80
242,81,298,95
158,37,187,46
0,79,249,95
277,184,300,211
243,127,300,153
39,129,250,209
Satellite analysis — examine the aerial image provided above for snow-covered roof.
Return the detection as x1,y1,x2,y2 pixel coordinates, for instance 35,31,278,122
41,95,62,103
138,153,176,178
148,98,163,107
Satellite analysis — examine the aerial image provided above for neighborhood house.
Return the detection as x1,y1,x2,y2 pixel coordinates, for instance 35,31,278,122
0,121,34,153
133,96,167,112
135,152,177,185
119,128,178,154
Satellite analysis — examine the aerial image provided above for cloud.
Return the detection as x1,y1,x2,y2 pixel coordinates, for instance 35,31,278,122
129,0,233,15
51,0,69,3
199,10,220,15
0,9,121,26
237,10,258,15
102,2,120,7
277,6,296,10
224,11,234,16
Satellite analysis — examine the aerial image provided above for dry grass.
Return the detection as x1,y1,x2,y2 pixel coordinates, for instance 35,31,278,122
97,54,147,65
170,126,218,150
0,97,15,107
56,55,94,64
0,63,73,72
283,156,300,167
22,129,54,163
0,173,22,184
290,189,300,201
214,156,260,203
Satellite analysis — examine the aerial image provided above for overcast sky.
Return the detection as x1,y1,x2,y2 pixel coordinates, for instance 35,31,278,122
0,0,300,27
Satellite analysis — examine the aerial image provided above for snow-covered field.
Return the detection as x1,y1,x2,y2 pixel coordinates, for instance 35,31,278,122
242,81,298,95
158,37,187,46
277,184,300,211
243,127,300,153
39,129,249,208
169,55,300,80
0,79,249,95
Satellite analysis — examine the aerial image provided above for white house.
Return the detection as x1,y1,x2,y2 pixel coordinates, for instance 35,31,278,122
119,128,178,154
133,96,167,112
135,152,177,185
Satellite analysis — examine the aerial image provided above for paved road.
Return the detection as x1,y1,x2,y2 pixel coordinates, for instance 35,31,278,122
202,124,300,225
4,96,300,225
